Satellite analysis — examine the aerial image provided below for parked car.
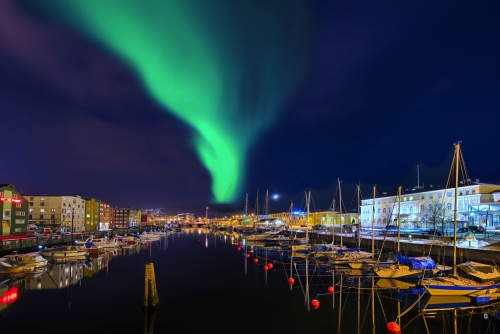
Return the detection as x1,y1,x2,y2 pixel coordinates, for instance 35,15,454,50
312,225,329,231
467,225,485,233
385,225,399,231
422,228,443,236
457,227,469,233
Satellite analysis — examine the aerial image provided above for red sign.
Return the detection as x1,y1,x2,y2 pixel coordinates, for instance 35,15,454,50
0,286,18,305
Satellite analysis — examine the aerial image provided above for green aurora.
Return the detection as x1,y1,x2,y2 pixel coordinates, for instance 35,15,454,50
22,0,314,203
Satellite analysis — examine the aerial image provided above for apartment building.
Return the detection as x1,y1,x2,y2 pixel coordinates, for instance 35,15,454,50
25,195,85,232
84,198,101,231
99,202,113,231
114,208,139,229
0,184,29,236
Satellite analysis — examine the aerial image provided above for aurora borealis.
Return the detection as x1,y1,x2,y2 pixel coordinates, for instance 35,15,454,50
23,0,314,203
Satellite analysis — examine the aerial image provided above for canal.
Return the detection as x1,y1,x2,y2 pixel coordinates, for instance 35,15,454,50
1,229,499,333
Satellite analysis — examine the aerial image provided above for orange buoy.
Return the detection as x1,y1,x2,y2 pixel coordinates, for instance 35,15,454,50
264,266,268,271
253,258,258,263
246,254,250,258
237,247,241,251
267,263,273,270
387,322,401,334
288,278,295,285
327,286,334,293
311,299,320,309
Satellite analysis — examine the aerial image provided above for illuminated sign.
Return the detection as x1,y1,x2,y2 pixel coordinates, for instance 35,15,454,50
0,197,21,203
0,286,18,305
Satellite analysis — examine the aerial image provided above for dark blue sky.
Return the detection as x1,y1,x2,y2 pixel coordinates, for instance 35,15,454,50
1,1,499,215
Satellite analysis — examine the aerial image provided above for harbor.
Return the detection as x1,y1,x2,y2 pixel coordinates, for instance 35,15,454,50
1,228,500,333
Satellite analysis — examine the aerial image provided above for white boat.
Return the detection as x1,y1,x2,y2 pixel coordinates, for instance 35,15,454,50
4,253,48,271
89,237,118,249
39,245,89,258
0,257,25,273
420,143,500,296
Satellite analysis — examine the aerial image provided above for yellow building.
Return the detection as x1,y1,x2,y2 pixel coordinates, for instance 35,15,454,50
84,198,101,231
269,210,359,228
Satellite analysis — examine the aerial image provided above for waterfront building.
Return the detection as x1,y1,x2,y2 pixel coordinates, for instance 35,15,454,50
359,182,500,229
99,202,112,231
113,208,139,229
24,194,85,232
269,209,359,227
0,184,29,236
141,212,151,227
84,198,101,231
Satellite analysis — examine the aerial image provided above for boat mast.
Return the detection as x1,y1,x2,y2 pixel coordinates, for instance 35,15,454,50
245,193,248,217
397,186,402,254
71,209,74,245
265,189,269,216
453,142,460,276
305,191,310,243
357,183,361,247
372,186,375,257
339,178,343,248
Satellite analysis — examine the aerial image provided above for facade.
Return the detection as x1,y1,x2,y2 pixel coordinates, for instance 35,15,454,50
99,202,112,231
84,198,101,231
269,210,359,227
141,212,151,227
114,208,139,229
25,195,85,232
359,183,500,229
0,184,29,236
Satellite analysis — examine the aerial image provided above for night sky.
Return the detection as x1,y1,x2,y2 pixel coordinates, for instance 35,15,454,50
1,1,499,215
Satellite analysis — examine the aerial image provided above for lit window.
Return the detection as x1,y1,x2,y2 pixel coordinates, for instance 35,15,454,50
429,194,433,199
438,193,442,198
4,211,10,218
12,194,18,198
16,211,25,216
447,192,452,197
41,197,44,201
16,203,21,208
51,208,56,213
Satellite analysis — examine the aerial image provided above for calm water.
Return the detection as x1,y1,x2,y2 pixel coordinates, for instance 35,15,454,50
1,229,499,334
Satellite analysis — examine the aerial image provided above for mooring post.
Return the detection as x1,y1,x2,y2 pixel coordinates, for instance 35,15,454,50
144,263,159,309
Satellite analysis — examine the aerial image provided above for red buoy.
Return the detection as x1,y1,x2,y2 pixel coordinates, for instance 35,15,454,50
387,322,401,334
253,258,258,263
239,242,242,245
267,263,273,270
327,286,334,293
311,299,320,309
246,254,250,258
264,266,268,271
288,278,295,285
237,247,241,251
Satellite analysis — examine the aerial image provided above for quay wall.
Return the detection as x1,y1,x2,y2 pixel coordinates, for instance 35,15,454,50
299,231,500,266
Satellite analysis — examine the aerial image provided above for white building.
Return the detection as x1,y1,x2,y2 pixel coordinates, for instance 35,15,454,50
25,195,86,232
360,183,500,229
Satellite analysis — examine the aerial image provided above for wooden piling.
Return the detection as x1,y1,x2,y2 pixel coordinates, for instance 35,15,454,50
144,263,159,308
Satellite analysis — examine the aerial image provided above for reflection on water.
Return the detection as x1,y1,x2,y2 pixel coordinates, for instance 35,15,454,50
0,230,499,333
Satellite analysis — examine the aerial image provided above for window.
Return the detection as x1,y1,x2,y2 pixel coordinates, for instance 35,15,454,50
409,206,413,213
40,202,44,206
16,211,25,216
388,208,392,213
51,208,56,213
459,191,463,196
40,209,45,213
420,205,425,212
402,207,407,213
12,194,18,198
466,190,469,195
28,215,32,219
447,192,452,197
472,189,476,195
383,200,386,204
437,204,442,210
383,208,386,213
16,203,21,208
429,194,433,199
63,197,66,201
4,211,10,218
438,193,442,198
86,214,90,218
30,202,33,206
51,215,55,219
15,219,25,224
420,195,425,200
428,204,433,210
447,203,452,210
41,197,45,201
29,196,33,200
39,215,43,219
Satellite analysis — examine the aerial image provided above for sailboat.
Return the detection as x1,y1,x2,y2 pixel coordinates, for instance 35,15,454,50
374,186,442,279
290,192,311,253
348,185,397,269
420,142,500,295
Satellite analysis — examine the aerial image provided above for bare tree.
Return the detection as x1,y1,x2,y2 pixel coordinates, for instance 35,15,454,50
419,197,453,236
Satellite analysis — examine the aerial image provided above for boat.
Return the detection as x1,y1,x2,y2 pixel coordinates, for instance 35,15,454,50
4,253,48,271
88,237,118,249
39,245,89,258
420,143,500,296
374,186,442,279
74,238,104,255
0,257,25,273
